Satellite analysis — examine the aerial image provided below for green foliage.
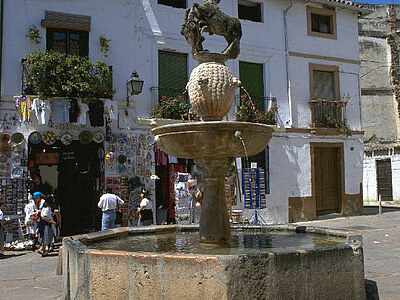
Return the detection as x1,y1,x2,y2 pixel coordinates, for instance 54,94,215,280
23,51,114,103
319,115,352,136
99,34,110,58
235,94,277,125
27,25,41,44
150,95,198,120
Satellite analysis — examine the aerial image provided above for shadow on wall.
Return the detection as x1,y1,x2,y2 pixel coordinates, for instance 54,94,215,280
365,279,380,300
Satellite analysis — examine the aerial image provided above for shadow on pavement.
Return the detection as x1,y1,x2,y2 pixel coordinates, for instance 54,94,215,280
0,253,27,260
365,279,380,300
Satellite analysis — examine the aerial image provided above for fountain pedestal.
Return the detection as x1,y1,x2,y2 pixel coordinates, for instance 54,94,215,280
195,157,233,244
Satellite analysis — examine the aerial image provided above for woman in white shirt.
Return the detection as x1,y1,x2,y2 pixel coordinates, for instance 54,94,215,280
137,190,153,226
39,199,56,256
24,196,37,238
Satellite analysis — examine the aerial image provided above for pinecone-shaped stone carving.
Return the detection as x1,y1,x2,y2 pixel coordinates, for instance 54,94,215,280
186,62,241,121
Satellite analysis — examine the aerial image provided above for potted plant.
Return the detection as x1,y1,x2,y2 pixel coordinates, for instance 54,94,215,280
235,94,277,125
150,95,199,120
99,34,110,58
26,25,41,44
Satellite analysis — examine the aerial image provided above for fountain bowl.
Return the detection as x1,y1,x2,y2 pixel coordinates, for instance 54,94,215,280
61,225,365,300
152,121,274,159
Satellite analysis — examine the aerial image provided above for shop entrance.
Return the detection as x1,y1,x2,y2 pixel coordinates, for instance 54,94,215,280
29,140,103,236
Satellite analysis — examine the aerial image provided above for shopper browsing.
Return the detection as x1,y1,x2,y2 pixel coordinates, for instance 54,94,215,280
0,201,10,258
98,189,124,231
137,190,153,226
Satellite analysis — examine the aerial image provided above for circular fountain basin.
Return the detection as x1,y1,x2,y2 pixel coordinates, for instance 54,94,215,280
151,121,274,159
61,225,365,300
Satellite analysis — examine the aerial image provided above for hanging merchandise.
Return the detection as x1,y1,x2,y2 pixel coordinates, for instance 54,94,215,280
93,132,105,144
32,98,51,125
118,133,127,144
61,133,73,145
106,152,116,163
105,99,119,120
98,147,105,159
11,133,24,145
42,131,56,145
106,134,117,144
88,100,105,127
79,131,93,145
28,131,42,144
12,145,23,156
51,99,70,124
1,133,11,145
118,155,127,164
14,95,32,123
77,100,89,125
69,98,79,123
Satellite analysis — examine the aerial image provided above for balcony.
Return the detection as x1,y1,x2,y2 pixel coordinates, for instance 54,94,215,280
21,52,114,100
149,86,188,110
234,94,278,125
310,98,349,132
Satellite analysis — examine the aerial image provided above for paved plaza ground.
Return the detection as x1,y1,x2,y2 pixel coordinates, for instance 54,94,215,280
0,207,399,300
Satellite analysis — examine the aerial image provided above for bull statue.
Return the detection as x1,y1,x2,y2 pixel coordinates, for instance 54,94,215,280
181,0,242,61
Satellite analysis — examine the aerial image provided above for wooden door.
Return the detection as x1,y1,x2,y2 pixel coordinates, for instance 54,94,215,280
376,159,393,201
314,146,341,215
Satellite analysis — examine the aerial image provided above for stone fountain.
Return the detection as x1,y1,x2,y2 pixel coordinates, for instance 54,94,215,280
153,0,273,245
61,2,366,299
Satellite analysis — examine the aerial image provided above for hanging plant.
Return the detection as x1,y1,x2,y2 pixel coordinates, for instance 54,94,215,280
26,25,42,44
99,34,110,58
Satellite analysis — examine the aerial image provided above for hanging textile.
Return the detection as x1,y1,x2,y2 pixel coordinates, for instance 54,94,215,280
32,98,51,125
104,99,118,120
88,100,104,127
69,98,79,123
51,99,70,124
77,100,89,125
154,145,168,166
15,96,33,123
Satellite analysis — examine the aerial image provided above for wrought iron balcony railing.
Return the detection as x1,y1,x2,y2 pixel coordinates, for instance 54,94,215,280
309,99,348,128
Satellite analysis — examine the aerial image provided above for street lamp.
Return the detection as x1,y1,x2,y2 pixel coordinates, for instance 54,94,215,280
126,70,144,98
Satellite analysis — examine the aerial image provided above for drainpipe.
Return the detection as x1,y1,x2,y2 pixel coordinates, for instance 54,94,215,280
284,0,294,127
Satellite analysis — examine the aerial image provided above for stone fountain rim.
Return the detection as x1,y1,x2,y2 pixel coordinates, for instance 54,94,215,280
67,224,362,258
151,121,275,135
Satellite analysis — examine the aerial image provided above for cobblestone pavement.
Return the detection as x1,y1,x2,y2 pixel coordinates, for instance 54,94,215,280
0,209,399,300
0,249,62,300
298,209,400,300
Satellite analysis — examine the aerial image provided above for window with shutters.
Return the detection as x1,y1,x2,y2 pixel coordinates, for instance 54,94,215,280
307,6,337,39
158,0,186,9
42,11,90,56
238,0,262,23
158,50,188,98
239,61,269,194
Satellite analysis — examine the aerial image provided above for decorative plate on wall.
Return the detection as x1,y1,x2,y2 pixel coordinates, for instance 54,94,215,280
93,132,105,144
106,134,117,144
79,131,93,145
1,133,11,145
42,131,56,145
11,133,24,145
28,131,42,144
61,134,73,145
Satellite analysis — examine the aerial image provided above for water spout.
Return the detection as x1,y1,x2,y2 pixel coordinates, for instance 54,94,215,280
235,130,249,168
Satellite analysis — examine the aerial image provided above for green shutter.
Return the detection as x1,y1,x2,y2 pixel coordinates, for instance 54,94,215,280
158,51,188,97
239,61,264,110
239,61,266,171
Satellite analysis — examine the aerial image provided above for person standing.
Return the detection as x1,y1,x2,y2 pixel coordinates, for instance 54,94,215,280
0,202,9,258
24,195,37,244
39,198,56,256
98,189,124,231
137,190,153,226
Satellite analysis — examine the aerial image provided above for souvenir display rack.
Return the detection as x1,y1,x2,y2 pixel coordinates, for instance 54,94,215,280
0,178,27,240
105,176,131,227
242,168,266,209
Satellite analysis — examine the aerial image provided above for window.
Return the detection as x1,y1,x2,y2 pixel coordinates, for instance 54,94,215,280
238,0,262,22
46,28,88,56
158,50,188,97
307,6,336,39
158,0,186,9
309,64,340,126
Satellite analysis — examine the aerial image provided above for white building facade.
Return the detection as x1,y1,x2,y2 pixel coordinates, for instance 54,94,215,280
0,0,367,230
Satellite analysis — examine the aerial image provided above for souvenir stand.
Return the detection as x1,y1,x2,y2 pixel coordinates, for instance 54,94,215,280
242,167,267,209
0,132,29,241
104,132,155,226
